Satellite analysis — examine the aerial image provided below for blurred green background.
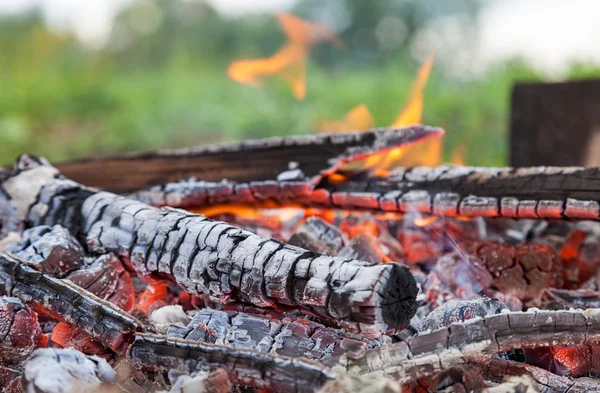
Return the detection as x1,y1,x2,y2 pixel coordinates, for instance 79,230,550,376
0,0,598,167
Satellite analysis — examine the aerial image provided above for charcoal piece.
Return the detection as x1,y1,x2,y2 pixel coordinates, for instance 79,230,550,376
288,217,345,256
0,297,44,365
66,253,135,312
420,298,508,331
55,126,442,193
166,308,385,360
50,322,107,356
1,156,419,336
545,288,600,309
0,253,142,353
23,347,115,393
0,365,22,393
129,333,337,393
338,234,385,264
7,225,84,277
323,309,600,384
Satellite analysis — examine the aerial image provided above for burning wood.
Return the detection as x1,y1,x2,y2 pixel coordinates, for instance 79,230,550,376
0,155,419,336
0,253,141,353
5,127,600,392
129,333,338,393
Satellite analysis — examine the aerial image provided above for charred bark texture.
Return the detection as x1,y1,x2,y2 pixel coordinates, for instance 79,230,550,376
166,308,385,360
324,309,600,384
1,156,419,335
0,253,141,353
130,333,338,393
54,126,441,193
132,165,600,221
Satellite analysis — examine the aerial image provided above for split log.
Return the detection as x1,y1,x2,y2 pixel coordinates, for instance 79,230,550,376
134,166,600,221
166,308,385,360
0,155,419,335
129,332,338,393
0,253,141,353
53,126,442,193
323,308,600,384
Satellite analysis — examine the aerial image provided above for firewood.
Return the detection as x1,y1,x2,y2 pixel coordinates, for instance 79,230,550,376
165,308,386,360
129,332,338,393
0,253,142,353
0,155,419,336
323,309,600,384
54,126,442,193
135,165,600,221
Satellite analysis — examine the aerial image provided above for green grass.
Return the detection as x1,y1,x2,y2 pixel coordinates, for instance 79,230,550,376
0,57,577,168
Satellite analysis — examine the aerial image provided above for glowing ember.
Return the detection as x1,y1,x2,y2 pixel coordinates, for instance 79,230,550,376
318,104,375,133
413,215,439,227
227,13,339,100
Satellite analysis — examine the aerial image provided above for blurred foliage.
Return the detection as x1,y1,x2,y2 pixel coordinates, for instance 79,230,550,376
0,0,597,167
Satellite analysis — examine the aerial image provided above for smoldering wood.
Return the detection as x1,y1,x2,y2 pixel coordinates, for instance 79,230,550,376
1,156,419,336
132,165,600,221
510,80,600,167
0,253,142,354
0,297,44,365
288,217,345,256
323,309,600,384
53,126,442,193
129,332,338,393
483,358,600,393
166,308,385,360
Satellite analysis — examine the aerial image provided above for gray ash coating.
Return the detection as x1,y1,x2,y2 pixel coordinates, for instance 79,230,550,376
419,297,508,331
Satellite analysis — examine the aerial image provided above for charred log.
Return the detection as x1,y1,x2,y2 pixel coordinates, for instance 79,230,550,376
288,217,345,256
54,126,442,193
166,308,386,360
0,156,419,335
129,332,338,393
323,309,600,384
136,166,600,221
0,253,141,353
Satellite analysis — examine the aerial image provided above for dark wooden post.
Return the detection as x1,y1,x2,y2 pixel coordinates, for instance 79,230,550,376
510,79,600,167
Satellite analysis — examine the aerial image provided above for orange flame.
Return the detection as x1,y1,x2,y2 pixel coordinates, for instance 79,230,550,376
227,13,339,100
318,104,375,133
337,55,438,175
392,54,435,127
450,144,467,166
414,215,439,227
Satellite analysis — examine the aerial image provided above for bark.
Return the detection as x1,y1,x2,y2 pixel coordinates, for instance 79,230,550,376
129,332,338,393
0,253,141,353
134,166,600,221
54,126,442,193
0,156,419,336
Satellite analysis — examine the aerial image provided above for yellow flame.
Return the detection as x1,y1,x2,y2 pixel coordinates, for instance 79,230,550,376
318,104,375,133
392,54,435,127
450,143,467,166
227,13,339,100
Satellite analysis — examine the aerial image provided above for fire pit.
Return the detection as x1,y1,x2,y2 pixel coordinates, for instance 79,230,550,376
2,125,600,393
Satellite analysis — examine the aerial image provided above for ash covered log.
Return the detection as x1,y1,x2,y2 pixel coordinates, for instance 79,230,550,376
130,333,338,393
166,308,386,360
323,308,600,384
0,253,141,353
1,155,418,335
136,165,600,221
54,126,442,193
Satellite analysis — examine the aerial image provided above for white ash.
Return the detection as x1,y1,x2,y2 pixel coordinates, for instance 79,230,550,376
150,305,191,332
23,347,115,393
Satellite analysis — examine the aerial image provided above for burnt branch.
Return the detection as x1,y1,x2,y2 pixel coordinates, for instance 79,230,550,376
135,166,600,221
130,332,338,393
166,308,385,360
1,157,418,335
0,253,141,353
54,126,442,193
324,309,600,384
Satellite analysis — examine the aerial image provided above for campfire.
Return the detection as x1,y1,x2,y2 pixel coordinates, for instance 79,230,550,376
0,123,599,393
